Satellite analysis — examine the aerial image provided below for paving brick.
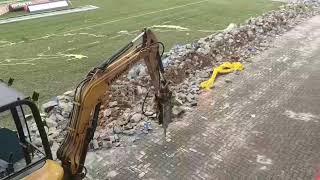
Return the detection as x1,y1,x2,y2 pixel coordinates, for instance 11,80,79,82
88,16,320,180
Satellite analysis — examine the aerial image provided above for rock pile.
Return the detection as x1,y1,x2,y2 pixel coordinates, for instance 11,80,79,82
30,1,319,155
195,3,319,60
29,90,74,159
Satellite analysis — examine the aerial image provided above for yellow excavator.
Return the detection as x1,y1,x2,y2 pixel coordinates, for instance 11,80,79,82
0,29,172,180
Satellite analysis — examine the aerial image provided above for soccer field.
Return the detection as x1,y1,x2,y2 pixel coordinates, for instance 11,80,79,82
0,0,281,103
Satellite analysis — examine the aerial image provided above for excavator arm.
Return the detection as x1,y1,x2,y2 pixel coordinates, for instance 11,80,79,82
56,29,172,179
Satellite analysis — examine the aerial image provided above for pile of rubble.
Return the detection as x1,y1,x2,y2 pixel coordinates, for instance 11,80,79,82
29,1,319,156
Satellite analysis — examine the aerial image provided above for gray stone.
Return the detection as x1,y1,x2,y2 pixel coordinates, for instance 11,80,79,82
175,97,184,105
45,117,58,128
224,23,237,33
130,113,143,123
110,134,119,142
48,113,57,121
58,102,73,113
93,131,100,139
113,126,122,134
103,141,113,149
61,111,70,118
186,94,195,102
49,131,59,140
44,126,49,134
118,119,127,126
100,133,110,141
123,129,135,136
199,71,210,78
103,109,112,117
109,101,118,108
51,142,60,159
136,86,147,95
184,58,191,63
64,90,75,97
247,30,255,40
34,138,42,147
42,100,58,113
55,114,65,122
177,93,186,99
191,85,200,92
57,95,67,101
124,123,133,130
172,106,185,117
228,38,235,44
128,65,146,80
92,139,100,150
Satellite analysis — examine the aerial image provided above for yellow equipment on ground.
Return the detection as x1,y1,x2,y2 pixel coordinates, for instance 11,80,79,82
200,62,244,90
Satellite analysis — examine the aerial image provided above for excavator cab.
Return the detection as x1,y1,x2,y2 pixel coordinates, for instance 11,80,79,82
0,82,61,180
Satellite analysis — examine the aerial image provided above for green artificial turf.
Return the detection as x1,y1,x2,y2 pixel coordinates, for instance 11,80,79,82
0,0,281,104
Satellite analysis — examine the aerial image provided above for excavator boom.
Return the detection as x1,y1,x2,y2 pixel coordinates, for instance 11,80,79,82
56,29,172,178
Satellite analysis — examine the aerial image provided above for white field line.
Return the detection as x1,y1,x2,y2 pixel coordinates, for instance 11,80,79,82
0,5,99,25
0,46,87,66
150,25,189,31
63,0,209,34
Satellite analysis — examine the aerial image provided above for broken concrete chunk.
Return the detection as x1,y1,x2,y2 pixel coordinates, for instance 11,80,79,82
130,113,143,123
199,71,210,78
109,101,118,108
63,90,75,97
42,100,58,113
92,139,100,150
172,106,185,117
186,94,195,102
123,129,135,136
45,117,58,128
110,134,119,142
34,138,42,147
136,86,147,95
103,109,112,117
103,140,113,149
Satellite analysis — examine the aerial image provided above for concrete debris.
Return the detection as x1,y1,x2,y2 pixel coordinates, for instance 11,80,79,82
103,109,112,117
172,106,185,117
41,100,58,113
130,113,143,123
109,101,118,108
123,129,135,136
33,1,320,154
45,117,58,128
91,139,100,150
103,140,113,149
136,85,147,95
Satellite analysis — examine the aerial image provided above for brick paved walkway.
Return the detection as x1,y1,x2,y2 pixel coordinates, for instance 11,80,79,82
88,16,320,180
